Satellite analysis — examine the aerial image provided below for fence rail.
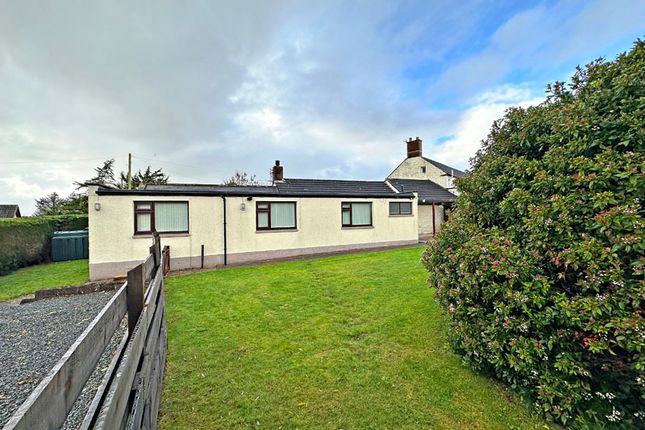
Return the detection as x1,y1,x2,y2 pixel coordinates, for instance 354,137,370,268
3,233,169,430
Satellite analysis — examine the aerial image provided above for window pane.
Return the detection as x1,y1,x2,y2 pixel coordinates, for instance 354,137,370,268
400,202,412,215
389,202,399,215
136,213,151,232
351,203,371,225
258,202,269,209
342,203,351,209
136,202,152,210
257,211,269,228
270,203,295,228
155,202,188,232
342,209,351,225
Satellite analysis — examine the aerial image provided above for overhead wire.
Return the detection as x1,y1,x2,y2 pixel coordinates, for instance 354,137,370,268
0,157,110,165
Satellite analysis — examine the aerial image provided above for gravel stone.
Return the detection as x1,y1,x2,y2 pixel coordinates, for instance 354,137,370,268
61,318,127,430
0,291,122,428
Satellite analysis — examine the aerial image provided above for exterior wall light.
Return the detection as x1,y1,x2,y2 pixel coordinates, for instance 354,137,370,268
240,202,246,211
94,202,101,211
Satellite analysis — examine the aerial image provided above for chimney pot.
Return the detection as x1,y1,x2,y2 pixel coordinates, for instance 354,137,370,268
275,160,280,166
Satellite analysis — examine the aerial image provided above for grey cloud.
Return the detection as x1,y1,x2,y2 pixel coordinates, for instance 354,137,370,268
1,0,642,215
0,1,293,145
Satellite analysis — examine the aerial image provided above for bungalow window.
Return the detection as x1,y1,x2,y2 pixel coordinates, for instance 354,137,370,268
256,202,297,230
389,201,412,216
134,201,189,234
341,202,372,227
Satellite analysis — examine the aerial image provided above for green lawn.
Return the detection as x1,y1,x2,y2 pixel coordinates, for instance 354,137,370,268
0,259,88,302
160,247,546,430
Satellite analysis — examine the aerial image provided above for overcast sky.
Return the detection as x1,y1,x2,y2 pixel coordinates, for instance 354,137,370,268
1,0,644,214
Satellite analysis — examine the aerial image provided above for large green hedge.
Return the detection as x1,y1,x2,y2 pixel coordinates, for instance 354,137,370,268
0,214,88,275
424,41,644,428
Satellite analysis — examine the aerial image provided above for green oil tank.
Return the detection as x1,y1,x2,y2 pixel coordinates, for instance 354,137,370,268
52,230,89,262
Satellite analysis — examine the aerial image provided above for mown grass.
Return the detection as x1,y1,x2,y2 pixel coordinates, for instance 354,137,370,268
160,247,546,429
0,259,88,302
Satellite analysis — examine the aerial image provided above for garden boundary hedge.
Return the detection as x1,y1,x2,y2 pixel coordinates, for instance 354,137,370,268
0,215,88,275
424,40,644,428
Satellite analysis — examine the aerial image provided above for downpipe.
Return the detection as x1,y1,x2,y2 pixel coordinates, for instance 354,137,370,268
221,196,227,266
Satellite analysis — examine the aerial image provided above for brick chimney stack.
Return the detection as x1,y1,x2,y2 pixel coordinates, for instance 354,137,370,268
272,160,284,182
406,136,422,158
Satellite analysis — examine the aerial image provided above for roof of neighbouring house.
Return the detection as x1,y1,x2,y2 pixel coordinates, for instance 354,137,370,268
97,179,415,199
0,204,20,218
386,179,457,203
421,157,466,177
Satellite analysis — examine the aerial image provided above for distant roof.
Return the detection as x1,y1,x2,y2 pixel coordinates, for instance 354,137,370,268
387,179,457,203
98,179,414,199
0,204,20,218
422,157,466,177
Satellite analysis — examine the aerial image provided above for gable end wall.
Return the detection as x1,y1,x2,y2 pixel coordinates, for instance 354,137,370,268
387,157,451,188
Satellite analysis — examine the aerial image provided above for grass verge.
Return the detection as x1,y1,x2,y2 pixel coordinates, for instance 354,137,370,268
0,259,88,302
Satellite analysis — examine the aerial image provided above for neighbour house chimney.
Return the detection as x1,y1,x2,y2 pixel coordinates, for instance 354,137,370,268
272,160,284,182
406,136,422,158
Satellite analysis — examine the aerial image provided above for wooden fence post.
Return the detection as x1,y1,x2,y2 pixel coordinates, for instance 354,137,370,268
149,244,157,269
162,246,170,275
126,264,144,334
150,232,161,269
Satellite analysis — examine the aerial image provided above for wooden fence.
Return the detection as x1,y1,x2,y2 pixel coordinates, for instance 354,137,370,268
3,234,170,430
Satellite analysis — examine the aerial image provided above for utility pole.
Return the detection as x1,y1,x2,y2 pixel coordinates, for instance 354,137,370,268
127,153,132,190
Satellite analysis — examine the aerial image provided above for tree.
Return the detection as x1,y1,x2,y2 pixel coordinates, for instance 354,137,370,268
60,192,88,214
222,171,260,186
75,159,170,190
119,166,169,189
33,191,88,216
423,40,644,428
35,159,170,216
34,192,66,216
75,159,118,188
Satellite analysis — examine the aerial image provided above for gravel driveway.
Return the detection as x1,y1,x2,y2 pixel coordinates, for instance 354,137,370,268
0,291,126,429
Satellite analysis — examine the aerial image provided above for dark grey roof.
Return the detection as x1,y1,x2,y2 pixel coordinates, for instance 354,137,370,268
0,204,20,218
98,179,414,199
277,178,395,195
422,157,465,177
387,179,457,203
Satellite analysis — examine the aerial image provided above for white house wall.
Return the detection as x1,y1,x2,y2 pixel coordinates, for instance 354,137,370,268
418,204,444,239
88,187,418,280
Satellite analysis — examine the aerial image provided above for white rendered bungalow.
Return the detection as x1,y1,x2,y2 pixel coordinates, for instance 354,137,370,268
88,138,462,280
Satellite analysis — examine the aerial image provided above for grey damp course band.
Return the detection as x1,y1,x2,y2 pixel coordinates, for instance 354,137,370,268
20,282,122,305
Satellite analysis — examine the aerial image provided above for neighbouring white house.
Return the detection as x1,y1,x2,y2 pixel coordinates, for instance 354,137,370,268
88,137,463,280
387,137,464,239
